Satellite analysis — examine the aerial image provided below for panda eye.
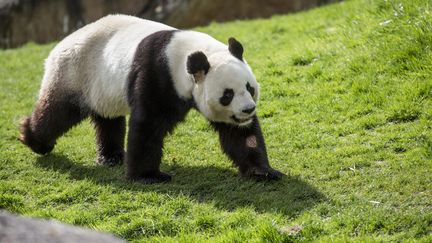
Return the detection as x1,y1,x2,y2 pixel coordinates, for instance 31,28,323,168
219,89,234,106
246,82,255,97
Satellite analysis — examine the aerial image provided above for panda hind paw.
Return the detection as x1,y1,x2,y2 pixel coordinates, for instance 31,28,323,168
97,151,124,167
129,172,172,184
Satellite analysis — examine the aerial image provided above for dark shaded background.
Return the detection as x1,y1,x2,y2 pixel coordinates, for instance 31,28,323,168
0,0,339,49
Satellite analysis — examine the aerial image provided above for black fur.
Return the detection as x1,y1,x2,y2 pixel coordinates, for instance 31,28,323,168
19,94,88,155
20,92,128,166
219,88,234,106
228,37,244,61
187,51,210,75
126,30,283,183
126,30,193,183
246,82,255,97
92,115,126,166
211,116,285,180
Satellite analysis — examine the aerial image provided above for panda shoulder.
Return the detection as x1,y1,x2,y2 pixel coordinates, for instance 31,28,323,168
166,31,226,58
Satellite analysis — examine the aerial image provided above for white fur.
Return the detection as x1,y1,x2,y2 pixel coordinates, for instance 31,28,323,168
41,14,259,125
165,31,226,99
199,56,259,126
166,31,259,125
41,14,174,117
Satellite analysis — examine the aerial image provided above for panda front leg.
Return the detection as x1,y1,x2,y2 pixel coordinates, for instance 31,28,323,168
126,110,172,184
212,116,285,180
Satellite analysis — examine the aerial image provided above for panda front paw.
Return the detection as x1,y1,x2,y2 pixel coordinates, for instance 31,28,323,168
128,171,172,184
243,166,285,181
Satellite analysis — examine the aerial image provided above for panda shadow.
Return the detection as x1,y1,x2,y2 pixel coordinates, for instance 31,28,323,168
35,153,325,216
165,164,326,216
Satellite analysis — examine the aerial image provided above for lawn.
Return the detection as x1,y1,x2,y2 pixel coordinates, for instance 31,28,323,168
1,0,431,241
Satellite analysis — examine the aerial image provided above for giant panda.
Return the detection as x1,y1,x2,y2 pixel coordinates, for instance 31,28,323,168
19,14,285,183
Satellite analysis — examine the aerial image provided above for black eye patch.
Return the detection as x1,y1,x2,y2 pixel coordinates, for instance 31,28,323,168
246,82,255,97
219,89,234,106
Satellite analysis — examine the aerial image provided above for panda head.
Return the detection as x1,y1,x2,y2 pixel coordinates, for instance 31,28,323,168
187,38,259,127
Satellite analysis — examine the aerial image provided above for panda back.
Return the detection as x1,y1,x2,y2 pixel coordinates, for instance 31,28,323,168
42,15,176,118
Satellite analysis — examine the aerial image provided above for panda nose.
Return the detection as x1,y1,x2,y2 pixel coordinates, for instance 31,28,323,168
242,105,256,114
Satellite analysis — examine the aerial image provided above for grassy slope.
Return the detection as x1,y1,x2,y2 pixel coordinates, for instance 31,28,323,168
1,0,431,241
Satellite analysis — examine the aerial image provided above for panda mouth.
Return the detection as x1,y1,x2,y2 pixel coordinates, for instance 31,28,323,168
231,115,252,124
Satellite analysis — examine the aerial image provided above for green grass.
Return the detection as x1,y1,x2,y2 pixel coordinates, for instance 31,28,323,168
1,0,431,241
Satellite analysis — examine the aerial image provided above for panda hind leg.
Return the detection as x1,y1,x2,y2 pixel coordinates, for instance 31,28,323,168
19,95,87,155
91,115,126,166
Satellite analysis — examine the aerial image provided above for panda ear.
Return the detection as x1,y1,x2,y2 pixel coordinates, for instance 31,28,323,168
187,51,210,83
228,37,243,61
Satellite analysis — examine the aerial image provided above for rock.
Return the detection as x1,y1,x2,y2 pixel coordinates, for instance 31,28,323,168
0,211,124,243
0,0,339,48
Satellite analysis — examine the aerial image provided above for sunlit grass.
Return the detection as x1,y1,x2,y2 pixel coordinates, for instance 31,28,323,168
1,0,431,241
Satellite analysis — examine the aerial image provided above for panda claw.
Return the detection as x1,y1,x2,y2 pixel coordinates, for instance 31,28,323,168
244,167,285,181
